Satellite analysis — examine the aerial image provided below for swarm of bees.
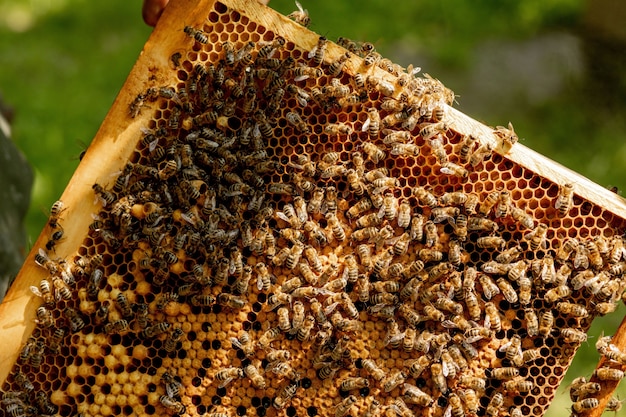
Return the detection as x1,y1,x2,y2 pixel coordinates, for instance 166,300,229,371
2,2,626,417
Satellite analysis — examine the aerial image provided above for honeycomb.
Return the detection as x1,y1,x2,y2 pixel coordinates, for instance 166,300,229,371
2,1,626,417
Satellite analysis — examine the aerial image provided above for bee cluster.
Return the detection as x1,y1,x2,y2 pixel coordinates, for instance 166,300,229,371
2,2,626,417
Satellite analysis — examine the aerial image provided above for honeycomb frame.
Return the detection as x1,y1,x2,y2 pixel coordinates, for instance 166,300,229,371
2,1,626,417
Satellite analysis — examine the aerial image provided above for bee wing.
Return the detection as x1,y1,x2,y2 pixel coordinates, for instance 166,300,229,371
440,166,454,175
307,44,318,59
165,383,177,398
37,248,48,261
218,376,236,389
483,314,491,330
180,212,198,226
498,340,512,353
256,275,265,291
230,337,243,350
361,116,371,133
385,331,406,347
324,301,340,316
295,0,305,13
407,64,421,76
276,211,290,223
30,286,42,297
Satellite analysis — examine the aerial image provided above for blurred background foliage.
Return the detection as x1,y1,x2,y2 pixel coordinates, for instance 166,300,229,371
1,0,626,414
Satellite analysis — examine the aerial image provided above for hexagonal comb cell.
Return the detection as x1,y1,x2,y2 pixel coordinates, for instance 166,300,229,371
1,1,626,417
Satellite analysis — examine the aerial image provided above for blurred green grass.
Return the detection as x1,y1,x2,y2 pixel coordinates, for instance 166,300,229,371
1,0,626,415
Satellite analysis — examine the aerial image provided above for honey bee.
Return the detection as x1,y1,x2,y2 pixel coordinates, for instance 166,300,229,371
291,65,323,82
338,377,369,392
244,363,266,389
560,328,587,344
361,108,381,139
431,206,459,224
491,367,520,380
477,191,498,216
217,293,247,309
499,335,523,363
571,398,599,413
30,279,54,307
484,302,502,332
257,326,282,350
554,182,574,216
215,367,245,389
606,396,625,412
163,327,184,353
64,307,85,333
273,381,299,409
92,302,110,327
326,51,351,77
556,302,588,317
115,292,133,319
510,206,535,229
544,284,570,303
424,221,439,248
429,363,447,394
538,310,554,338
484,392,504,417
525,223,548,251
362,142,386,163
19,338,37,364
104,319,130,335
457,376,486,393
402,384,433,407
425,135,448,165
141,322,171,339
367,74,395,96
275,307,291,333
129,91,147,117
574,249,596,276
294,314,314,342
440,161,468,178
264,348,291,364
478,273,501,300
454,192,475,214
502,378,534,393
595,367,625,381
457,134,477,164
464,327,492,344
268,182,295,195
270,361,301,382
382,129,411,145
14,371,34,393
362,358,385,381
45,229,64,252
48,200,66,229
184,25,208,44
288,1,310,27
496,278,518,303
26,339,43,368
159,394,186,414
594,301,618,315
306,36,327,66
587,239,604,269
335,395,357,417
324,123,353,136
467,217,498,233
391,398,415,417
34,248,60,275
409,187,436,209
